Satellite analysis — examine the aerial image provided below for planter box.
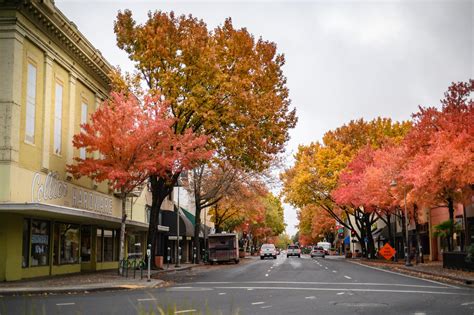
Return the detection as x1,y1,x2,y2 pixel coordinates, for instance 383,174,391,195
443,252,474,271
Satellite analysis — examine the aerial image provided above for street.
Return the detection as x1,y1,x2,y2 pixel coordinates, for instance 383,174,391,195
1,255,473,315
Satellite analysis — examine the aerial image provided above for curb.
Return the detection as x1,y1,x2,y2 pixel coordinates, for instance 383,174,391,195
0,280,165,297
350,260,474,287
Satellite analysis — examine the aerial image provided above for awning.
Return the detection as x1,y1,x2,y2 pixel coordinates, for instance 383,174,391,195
161,209,194,237
0,202,148,231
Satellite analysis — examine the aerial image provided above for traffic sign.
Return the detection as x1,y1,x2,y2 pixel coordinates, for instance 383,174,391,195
378,243,396,260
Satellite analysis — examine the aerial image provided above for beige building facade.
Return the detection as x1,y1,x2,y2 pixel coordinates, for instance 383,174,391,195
0,0,151,281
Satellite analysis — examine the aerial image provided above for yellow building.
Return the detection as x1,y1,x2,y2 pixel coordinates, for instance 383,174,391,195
0,0,152,281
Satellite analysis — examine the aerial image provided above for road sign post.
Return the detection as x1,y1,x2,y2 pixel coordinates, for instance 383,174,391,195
147,244,151,282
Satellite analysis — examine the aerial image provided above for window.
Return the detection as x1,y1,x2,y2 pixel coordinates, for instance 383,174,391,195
127,233,143,259
103,229,114,262
22,219,30,268
53,82,63,155
96,228,103,262
81,226,91,262
25,62,37,143
31,220,50,267
80,102,88,159
53,223,80,265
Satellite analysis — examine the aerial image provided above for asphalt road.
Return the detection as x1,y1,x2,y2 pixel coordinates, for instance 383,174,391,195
2,255,474,315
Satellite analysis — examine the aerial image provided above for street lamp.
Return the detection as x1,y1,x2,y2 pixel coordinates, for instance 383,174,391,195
390,179,412,267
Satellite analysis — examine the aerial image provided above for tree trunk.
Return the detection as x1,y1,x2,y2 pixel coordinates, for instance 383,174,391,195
364,214,375,259
119,193,127,275
448,196,454,251
194,192,202,264
147,175,173,269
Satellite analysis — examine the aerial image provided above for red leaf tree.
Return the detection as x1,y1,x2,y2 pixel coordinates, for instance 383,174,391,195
68,92,211,270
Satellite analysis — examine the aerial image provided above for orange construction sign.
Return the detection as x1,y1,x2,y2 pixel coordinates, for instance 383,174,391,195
378,243,396,260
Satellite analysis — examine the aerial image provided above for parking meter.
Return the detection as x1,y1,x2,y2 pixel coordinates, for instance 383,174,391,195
147,244,151,282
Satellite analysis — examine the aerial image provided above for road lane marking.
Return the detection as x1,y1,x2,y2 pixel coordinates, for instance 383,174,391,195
337,292,345,295
193,281,454,289
56,303,75,306
175,310,197,314
261,305,272,309
332,270,337,273
218,292,226,295
305,296,316,299
325,267,328,270
265,274,269,277
213,286,469,295
349,261,460,289
461,302,474,306
252,302,265,305
344,276,352,280
137,298,156,302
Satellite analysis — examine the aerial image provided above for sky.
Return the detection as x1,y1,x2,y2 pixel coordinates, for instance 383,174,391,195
56,0,473,237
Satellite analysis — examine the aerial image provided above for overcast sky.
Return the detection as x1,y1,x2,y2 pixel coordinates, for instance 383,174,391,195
56,0,473,237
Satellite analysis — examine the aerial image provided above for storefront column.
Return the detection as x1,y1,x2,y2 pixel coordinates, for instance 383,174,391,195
66,71,77,175
0,214,23,281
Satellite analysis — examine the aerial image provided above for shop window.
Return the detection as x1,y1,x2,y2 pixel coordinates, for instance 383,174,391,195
53,223,80,264
81,226,91,262
31,220,50,267
115,230,120,261
96,228,103,262
22,219,30,268
127,233,143,259
103,229,114,262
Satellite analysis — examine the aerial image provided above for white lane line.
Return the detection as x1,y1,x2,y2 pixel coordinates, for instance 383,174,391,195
261,305,272,309
175,310,197,314
337,292,345,295
137,298,156,302
349,261,460,289
344,276,352,280
213,286,469,295
193,281,453,289
56,302,75,306
252,301,265,305
305,296,316,299
265,274,269,277
332,270,337,273
325,267,328,270
461,301,474,306
218,292,226,295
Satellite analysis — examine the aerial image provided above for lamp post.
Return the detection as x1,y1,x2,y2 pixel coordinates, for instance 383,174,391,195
390,179,412,267
175,174,182,268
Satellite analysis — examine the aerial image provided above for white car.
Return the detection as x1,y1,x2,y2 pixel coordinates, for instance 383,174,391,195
286,245,301,258
260,244,277,260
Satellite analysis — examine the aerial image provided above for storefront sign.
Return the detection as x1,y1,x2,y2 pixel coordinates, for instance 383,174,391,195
31,171,113,215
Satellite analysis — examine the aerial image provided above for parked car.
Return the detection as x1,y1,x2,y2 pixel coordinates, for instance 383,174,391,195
317,241,331,255
286,244,301,258
260,244,277,259
311,246,325,258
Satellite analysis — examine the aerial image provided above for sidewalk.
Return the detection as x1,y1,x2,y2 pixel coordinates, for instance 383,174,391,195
352,258,474,287
0,263,198,296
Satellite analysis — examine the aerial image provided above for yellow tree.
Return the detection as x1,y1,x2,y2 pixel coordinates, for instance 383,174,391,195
281,118,411,257
114,11,297,262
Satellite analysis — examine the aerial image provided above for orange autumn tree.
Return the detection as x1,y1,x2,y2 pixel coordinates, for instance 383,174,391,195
68,92,210,271
401,80,474,251
114,11,297,263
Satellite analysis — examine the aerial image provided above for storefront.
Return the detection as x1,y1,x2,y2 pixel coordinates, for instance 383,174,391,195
0,170,148,282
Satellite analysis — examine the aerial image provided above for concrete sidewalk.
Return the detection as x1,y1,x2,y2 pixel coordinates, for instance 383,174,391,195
351,258,474,287
0,263,200,296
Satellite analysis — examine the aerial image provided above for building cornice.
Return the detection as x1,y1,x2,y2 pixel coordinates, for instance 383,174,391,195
1,0,113,89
